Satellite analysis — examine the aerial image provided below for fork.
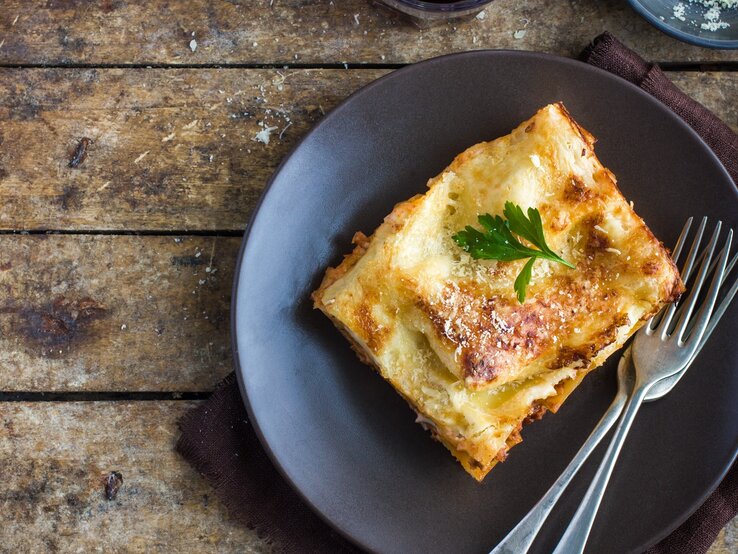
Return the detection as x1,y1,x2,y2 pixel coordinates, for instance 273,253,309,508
552,218,733,554
489,217,738,554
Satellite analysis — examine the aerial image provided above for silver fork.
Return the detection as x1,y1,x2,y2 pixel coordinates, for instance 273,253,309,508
489,217,738,554
552,219,733,554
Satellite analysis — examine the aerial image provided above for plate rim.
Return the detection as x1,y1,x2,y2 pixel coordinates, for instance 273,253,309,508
628,0,738,49
231,49,737,553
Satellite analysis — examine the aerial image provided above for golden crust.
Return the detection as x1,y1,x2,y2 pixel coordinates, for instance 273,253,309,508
313,103,683,480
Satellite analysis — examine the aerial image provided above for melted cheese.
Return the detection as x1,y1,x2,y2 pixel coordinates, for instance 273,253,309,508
313,103,683,480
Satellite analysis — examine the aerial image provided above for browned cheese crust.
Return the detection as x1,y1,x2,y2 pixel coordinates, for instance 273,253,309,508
313,103,683,480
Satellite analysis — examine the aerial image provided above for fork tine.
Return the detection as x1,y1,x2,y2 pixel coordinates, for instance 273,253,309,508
727,247,738,278
698,239,733,287
676,226,730,345
659,217,708,336
685,246,710,283
670,216,693,265
680,216,708,280
699,249,738,344
666,221,721,340
683,248,738,341
675,230,731,312
647,218,693,332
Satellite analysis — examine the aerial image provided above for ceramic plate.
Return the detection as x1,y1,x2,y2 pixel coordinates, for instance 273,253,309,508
232,51,738,553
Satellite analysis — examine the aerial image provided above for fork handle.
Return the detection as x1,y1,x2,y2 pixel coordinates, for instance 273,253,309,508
552,384,650,554
489,387,629,554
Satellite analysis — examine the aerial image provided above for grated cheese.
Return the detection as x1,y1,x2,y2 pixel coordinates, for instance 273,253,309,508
593,224,609,235
673,2,687,20
696,0,733,30
673,1,736,31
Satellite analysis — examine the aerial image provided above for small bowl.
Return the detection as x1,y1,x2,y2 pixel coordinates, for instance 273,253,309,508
629,0,738,49
377,0,493,21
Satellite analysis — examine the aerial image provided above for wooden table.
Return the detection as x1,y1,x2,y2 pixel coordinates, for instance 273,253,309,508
0,1,735,551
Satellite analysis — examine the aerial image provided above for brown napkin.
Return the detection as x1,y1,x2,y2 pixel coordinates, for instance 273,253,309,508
177,33,738,553
581,32,738,184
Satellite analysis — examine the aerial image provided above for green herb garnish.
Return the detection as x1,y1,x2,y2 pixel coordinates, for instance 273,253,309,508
452,201,575,303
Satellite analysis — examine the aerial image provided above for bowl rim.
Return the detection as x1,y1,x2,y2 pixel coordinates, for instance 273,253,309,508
628,0,738,49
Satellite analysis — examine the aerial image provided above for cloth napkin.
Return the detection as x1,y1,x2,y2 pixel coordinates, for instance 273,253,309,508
177,33,738,553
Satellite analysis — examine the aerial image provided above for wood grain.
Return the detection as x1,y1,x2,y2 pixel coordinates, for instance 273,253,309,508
0,68,736,232
1,2,736,551
1,0,738,65
0,235,238,392
0,67,387,231
0,401,269,553
671,72,738,127
0,400,734,552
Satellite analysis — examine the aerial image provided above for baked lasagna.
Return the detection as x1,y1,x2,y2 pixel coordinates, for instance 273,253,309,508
313,103,683,481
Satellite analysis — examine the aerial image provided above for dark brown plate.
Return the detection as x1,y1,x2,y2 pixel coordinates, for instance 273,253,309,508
232,51,738,554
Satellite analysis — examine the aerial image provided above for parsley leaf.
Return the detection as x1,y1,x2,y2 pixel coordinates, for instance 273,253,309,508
503,202,575,268
514,258,536,303
452,202,575,303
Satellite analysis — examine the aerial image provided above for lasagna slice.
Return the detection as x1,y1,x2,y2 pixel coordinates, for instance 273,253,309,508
313,103,683,481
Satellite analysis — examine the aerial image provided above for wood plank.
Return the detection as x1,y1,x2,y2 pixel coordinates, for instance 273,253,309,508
671,72,738,130
708,518,738,554
1,0,738,65
0,401,267,552
0,400,735,552
1,68,736,232
0,67,387,231
0,235,237,392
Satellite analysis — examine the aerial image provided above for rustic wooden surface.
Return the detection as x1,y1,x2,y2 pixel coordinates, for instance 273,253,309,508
1,0,736,551
0,400,734,554
0,68,381,231
0,69,736,231
2,0,738,65
0,402,267,553
0,235,238,391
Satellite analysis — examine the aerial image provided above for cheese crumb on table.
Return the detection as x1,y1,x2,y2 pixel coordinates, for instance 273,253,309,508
253,126,279,145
